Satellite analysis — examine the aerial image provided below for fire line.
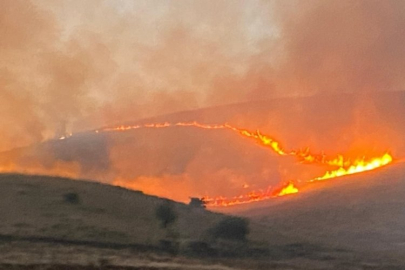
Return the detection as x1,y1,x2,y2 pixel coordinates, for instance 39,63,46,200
63,121,394,207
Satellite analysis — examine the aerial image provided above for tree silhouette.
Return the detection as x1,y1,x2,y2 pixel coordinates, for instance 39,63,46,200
155,202,177,228
189,197,207,208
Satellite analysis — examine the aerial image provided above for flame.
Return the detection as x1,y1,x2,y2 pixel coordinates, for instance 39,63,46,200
95,121,395,207
100,122,387,168
203,182,299,207
100,122,288,155
1,120,393,208
203,153,393,206
313,153,393,181
274,182,299,197
203,187,273,207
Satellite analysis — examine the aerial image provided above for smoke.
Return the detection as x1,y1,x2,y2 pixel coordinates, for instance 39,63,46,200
1,0,405,202
273,0,405,95
2,0,405,152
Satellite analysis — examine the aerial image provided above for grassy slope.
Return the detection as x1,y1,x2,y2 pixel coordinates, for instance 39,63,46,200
0,173,227,246
0,174,297,269
0,173,288,247
231,162,405,263
1,171,405,268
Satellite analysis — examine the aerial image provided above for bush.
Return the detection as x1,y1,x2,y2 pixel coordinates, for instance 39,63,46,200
155,202,177,228
189,197,206,208
63,192,80,204
210,217,249,241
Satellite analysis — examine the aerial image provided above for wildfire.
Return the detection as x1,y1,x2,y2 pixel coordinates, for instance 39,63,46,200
204,152,393,206
313,153,393,181
56,121,396,207
274,182,299,197
101,122,290,156
203,182,299,207
100,122,387,169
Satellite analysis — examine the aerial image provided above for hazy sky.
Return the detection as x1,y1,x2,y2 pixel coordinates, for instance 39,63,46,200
1,0,405,151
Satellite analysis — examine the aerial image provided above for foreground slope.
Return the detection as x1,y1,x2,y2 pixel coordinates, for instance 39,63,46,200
1,173,405,268
0,173,226,246
234,162,405,262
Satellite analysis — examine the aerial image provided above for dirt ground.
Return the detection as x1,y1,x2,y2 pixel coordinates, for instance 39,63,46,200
1,239,404,270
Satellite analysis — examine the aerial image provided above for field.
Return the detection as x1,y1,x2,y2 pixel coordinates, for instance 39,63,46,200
1,171,405,269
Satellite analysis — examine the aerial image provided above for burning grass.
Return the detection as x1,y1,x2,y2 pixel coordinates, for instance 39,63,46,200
98,121,394,206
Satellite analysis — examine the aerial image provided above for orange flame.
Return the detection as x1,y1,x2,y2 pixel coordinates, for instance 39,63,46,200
313,153,393,181
274,182,299,197
41,121,395,207
203,182,299,207
202,153,393,206
97,121,395,207
100,122,288,155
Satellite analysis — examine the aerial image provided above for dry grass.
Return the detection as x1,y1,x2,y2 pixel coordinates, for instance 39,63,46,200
1,173,405,269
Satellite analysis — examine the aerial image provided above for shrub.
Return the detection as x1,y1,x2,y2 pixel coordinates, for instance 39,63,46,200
63,192,80,204
189,197,206,208
155,202,177,228
210,217,249,241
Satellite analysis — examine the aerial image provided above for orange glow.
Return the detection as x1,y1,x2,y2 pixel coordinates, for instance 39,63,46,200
96,121,396,207
202,153,393,207
273,182,299,197
203,182,299,207
0,121,394,208
313,153,393,181
202,188,273,207
100,122,288,156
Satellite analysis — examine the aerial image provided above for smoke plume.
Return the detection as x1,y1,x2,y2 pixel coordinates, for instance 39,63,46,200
1,0,405,202
1,0,405,151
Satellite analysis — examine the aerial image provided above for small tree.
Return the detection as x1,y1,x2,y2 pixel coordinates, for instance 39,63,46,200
210,217,249,241
155,202,177,229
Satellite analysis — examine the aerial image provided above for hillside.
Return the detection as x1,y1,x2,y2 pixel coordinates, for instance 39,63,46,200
3,172,405,270
233,162,405,263
0,174,226,246
0,173,339,269
1,171,405,269
1,91,405,203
